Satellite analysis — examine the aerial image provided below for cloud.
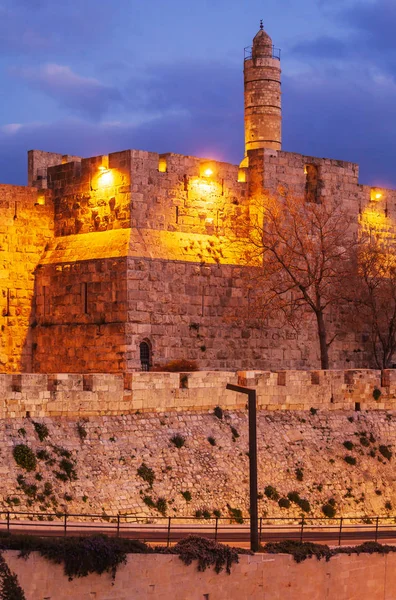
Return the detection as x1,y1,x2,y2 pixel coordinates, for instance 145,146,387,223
12,64,122,119
293,0,396,72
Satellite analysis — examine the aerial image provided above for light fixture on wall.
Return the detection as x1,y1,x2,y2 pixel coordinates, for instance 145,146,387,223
370,188,383,202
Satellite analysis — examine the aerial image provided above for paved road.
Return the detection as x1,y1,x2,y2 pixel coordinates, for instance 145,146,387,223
1,519,396,546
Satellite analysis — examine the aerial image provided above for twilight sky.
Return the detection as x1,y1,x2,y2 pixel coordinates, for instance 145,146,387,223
0,0,396,187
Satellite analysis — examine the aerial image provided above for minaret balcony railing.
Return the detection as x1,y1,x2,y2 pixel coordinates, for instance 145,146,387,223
244,45,281,61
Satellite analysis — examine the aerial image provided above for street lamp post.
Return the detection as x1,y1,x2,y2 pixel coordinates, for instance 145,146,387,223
226,383,258,552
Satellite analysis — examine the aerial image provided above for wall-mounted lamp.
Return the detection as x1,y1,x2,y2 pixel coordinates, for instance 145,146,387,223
98,166,113,186
370,188,383,202
203,168,213,178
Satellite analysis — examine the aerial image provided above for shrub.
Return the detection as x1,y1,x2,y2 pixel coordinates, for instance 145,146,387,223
17,428,26,437
163,536,244,574
227,506,243,524
375,489,382,496
36,449,50,461
143,496,155,508
156,498,168,516
322,503,337,518
213,509,221,518
195,510,203,518
13,445,36,472
137,463,155,487
214,406,223,420
287,491,301,504
344,455,357,466
32,421,49,442
202,510,211,519
310,408,318,416
207,436,216,446
295,468,304,482
171,434,186,448
43,482,53,497
373,388,382,401
379,445,392,461
35,473,43,481
181,491,192,502
264,486,280,501
55,472,68,482
264,540,332,563
360,436,370,447
298,499,311,513
230,426,239,439
385,501,392,511
278,497,291,509
343,441,354,451
76,422,87,441
59,458,77,481
347,416,354,423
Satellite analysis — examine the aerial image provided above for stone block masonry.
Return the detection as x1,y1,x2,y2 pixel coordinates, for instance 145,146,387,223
0,369,394,418
5,552,396,600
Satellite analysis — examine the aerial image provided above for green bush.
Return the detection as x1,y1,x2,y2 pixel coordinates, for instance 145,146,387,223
385,501,392,511
17,428,26,437
310,408,318,416
76,422,87,441
360,436,370,447
202,510,211,519
278,497,291,509
227,506,243,524
207,436,216,446
264,486,280,501
295,468,304,482
214,406,223,420
344,455,357,466
59,458,77,481
163,535,244,574
373,388,382,401
143,496,155,508
36,449,50,461
32,422,49,442
137,463,155,487
171,434,186,448
343,441,354,451
13,445,36,472
230,426,239,439
181,491,192,502
213,509,221,518
287,491,301,504
322,503,337,518
379,445,392,461
156,498,167,516
195,510,203,518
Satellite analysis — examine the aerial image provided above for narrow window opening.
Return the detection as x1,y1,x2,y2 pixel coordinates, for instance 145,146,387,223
3,289,10,317
355,402,361,412
183,174,188,192
43,286,50,316
304,164,320,204
82,282,88,314
176,206,179,224
140,341,151,371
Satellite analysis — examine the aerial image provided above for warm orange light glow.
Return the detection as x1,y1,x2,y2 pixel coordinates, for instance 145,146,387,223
203,168,213,178
238,168,246,183
158,158,167,173
98,168,113,187
370,188,383,201
36,195,45,206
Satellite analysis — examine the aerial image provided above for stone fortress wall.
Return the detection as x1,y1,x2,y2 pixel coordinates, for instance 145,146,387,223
1,369,396,418
0,23,396,374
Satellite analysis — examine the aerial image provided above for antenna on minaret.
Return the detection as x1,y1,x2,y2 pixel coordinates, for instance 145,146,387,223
260,19,263,30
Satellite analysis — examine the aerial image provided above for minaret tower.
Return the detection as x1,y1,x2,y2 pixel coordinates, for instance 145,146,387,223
243,21,282,158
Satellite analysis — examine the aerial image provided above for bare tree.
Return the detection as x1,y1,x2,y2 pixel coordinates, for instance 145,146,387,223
350,238,396,369
234,191,356,369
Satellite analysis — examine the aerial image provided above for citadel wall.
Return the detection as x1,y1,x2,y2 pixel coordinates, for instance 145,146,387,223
0,184,53,373
0,369,395,418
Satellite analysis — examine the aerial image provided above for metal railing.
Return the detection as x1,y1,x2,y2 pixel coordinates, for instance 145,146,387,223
1,511,396,548
244,45,281,61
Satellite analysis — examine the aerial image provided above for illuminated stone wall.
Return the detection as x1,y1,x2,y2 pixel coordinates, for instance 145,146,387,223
1,144,396,373
0,184,53,373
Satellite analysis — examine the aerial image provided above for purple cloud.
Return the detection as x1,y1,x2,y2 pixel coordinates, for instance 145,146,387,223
11,64,122,119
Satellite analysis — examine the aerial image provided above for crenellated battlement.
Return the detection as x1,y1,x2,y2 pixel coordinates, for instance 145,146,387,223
0,369,395,419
